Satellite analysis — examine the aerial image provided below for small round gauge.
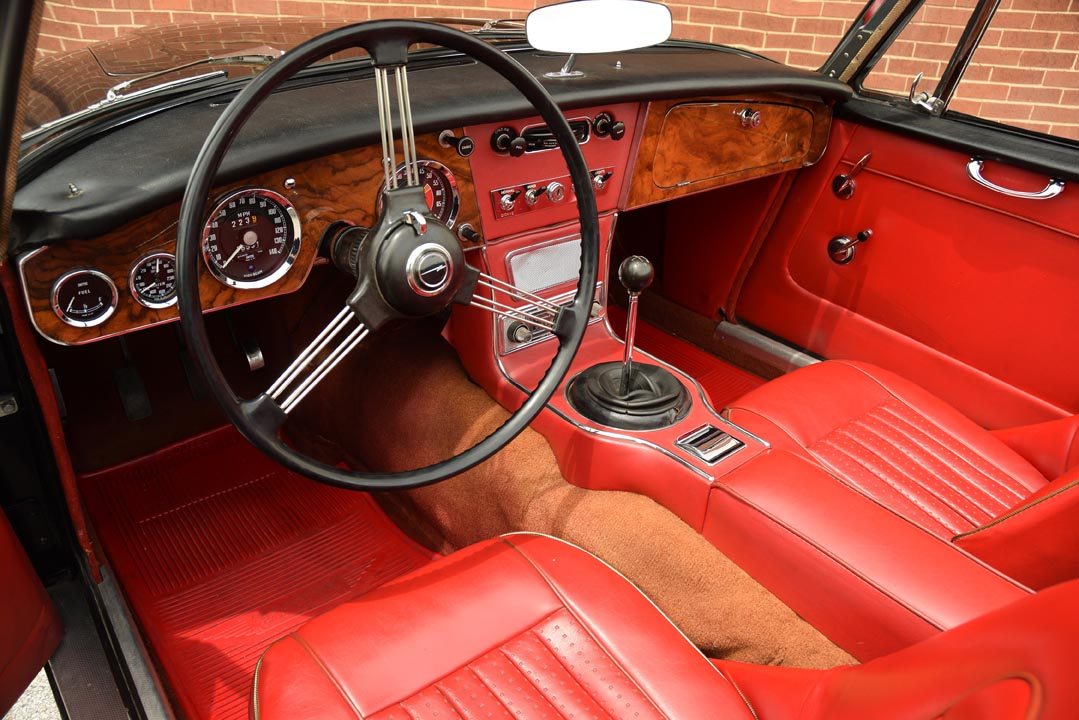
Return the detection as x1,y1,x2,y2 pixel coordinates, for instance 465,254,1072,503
379,160,460,228
201,188,302,289
51,269,118,327
130,252,177,309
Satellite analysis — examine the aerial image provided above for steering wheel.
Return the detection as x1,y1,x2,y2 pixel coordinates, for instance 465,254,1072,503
177,21,599,491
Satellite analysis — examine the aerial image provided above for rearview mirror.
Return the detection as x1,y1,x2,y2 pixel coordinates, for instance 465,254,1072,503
526,0,673,56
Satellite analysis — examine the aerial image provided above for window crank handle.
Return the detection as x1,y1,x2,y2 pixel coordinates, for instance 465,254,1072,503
828,228,872,264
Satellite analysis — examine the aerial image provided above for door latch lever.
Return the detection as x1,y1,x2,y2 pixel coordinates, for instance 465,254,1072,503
832,152,872,199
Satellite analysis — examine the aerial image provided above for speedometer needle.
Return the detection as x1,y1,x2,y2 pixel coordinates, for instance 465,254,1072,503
220,244,245,269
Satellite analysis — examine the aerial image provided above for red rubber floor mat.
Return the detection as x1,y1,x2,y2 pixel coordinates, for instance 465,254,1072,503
608,306,765,409
79,427,434,720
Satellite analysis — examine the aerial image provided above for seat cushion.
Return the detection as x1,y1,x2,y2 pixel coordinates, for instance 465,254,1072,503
252,533,755,720
726,360,1047,537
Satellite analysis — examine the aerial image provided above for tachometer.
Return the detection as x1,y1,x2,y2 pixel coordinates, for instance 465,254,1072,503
202,188,301,289
130,252,177,308
52,269,118,327
379,160,460,228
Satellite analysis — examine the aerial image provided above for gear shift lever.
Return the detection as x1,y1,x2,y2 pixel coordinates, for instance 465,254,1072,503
618,255,654,395
566,253,688,430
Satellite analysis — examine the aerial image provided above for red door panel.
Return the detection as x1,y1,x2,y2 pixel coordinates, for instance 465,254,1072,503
0,510,62,715
739,119,1079,429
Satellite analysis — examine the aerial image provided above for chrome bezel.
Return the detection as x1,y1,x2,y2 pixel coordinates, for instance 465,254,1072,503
129,251,178,309
51,268,118,328
201,187,302,290
405,243,454,297
377,159,460,229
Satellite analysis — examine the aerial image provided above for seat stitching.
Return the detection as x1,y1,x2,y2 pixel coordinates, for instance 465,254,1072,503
498,538,674,720
815,434,962,533
501,533,761,720
496,646,574,720
853,413,990,524
817,428,961,530
868,407,1014,515
288,633,365,719
835,360,1034,498
954,477,1079,539
879,404,1029,503
464,664,522,719
356,605,566,717
526,626,618,720
430,683,468,720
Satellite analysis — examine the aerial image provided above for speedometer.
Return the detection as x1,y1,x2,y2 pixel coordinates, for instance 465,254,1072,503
202,188,301,289
379,160,460,228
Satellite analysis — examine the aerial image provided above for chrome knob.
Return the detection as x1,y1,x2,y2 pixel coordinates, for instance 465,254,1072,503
828,229,872,264
736,107,762,129
547,181,566,203
499,190,520,212
525,185,547,206
507,321,533,344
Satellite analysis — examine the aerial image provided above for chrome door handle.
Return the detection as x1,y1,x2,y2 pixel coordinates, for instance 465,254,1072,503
966,158,1064,200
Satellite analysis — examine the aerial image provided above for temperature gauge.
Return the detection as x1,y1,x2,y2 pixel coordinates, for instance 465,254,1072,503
51,269,118,327
130,252,177,308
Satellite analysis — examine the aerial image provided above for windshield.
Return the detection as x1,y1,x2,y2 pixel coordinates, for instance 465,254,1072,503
28,2,861,134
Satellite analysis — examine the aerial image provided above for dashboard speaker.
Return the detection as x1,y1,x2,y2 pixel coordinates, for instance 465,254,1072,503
507,237,582,293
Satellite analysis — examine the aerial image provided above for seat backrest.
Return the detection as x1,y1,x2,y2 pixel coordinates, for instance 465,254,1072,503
954,469,1079,589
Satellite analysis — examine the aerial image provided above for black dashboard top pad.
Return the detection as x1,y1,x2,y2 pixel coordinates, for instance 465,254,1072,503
12,46,849,254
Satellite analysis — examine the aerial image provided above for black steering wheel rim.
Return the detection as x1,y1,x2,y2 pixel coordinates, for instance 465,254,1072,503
176,20,600,491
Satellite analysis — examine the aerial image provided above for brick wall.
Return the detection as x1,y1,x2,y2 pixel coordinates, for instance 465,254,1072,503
34,0,1079,140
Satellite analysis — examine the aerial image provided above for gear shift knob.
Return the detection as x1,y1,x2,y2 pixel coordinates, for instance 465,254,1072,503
617,255,653,395
618,255,654,295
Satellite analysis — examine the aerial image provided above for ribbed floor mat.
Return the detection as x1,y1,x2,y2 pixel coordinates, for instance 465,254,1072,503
79,427,434,720
608,307,764,408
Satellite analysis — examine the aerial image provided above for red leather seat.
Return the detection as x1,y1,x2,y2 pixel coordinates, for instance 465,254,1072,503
253,533,757,720
725,360,1079,588
253,533,1079,719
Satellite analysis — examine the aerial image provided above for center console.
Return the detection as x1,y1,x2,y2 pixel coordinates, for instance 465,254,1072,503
449,102,774,529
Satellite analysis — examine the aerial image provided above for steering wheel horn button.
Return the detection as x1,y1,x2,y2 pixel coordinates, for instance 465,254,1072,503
406,243,454,297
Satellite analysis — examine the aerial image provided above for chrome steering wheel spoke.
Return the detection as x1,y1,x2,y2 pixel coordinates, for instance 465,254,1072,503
373,50,419,191
460,267,566,336
264,306,369,415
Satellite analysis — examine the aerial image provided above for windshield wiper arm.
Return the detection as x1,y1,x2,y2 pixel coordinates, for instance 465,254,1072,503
103,51,283,102
22,50,283,146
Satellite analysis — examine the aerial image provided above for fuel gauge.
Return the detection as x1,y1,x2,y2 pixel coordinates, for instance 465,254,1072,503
51,269,118,327
130,252,177,309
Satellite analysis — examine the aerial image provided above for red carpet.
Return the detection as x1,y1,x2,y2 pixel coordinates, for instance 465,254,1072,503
79,427,434,720
608,307,764,408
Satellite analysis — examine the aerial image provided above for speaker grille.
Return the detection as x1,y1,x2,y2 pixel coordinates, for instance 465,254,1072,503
507,238,581,293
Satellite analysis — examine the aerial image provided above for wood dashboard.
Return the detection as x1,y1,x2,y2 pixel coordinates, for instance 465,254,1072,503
18,131,483,345
17,93,832,346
